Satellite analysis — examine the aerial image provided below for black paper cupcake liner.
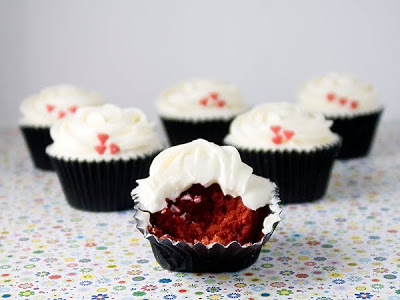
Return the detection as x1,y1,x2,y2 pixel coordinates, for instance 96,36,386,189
20,126,54,171
50,152,158,211
133,208,280,273
327,109,383,159
235,141,341,204
160,117,234,146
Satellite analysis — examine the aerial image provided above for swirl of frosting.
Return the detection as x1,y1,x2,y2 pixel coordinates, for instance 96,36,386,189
156,79,246,120
224,102,339,151
299,73,380,116
132,139,281,234
47,104,163,160
20,84,105,126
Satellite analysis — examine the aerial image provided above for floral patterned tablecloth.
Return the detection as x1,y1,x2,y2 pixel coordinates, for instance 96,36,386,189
0,122,399,300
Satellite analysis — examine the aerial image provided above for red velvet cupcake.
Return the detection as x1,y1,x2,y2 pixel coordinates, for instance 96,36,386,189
19,84,104,170
299,73,383,159
132,139,281,272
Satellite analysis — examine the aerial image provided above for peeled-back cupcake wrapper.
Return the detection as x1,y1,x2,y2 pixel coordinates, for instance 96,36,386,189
20,126,54,171
133,208,280,273
327,109,383,159
236,141,341,204
161,117,234,146
50,153,158,212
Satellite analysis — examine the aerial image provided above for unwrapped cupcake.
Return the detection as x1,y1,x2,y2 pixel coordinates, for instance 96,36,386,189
224,102,341,204
299,73,383,159
47,104,163,211
156,79,247,146
132,139,281,272
19,84,105,170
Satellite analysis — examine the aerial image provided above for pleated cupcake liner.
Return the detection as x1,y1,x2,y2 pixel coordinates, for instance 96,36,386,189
160,117,234,146
133,207,281,273
235,141,341,204
50,152,158,212
327,109,383,159
20,126,54,171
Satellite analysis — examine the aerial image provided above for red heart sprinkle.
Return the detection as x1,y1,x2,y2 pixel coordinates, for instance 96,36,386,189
326,93,336,102
199,98,208,106
97,133,109,145
95,144,106,155
58,111,66,119
339,98,348,106
270,125,281,135
209,92,219,100
68,105,77,113
351,100,359,109
46,104,55,112
109,143,120,154
272,135,283,145
217,100,226,107
283,130,294,140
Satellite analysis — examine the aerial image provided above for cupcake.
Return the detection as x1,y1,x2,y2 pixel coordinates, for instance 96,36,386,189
47,104,163,211
132,139,281,272
156,79,247,146
299,73,383,159
19,84,105,170
224,102,341,204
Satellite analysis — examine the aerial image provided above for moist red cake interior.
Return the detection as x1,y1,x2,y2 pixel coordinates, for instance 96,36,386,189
148,183,270,245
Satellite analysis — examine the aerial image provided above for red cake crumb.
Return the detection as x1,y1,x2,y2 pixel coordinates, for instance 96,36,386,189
148,183,270,245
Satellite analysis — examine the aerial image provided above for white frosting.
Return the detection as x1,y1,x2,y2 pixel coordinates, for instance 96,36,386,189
156,79,247,120
46,104,163,160
19,84,105,126
132,139,281,235
299,73,381,116
224,102,340,151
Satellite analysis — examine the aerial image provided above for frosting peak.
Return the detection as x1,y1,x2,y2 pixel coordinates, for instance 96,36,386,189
20,84,105,126
47,104,162,160
299,73,380,116
156,79,246,120
224,102,339,151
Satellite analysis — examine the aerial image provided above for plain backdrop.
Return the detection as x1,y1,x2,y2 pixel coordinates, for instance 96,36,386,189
1,1,399,129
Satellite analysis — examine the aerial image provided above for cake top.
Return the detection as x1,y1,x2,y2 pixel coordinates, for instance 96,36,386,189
156,79,246,120
224,102,339,151
46,104,162,161
19,84,105,126
132,139,281,235
299,73,381,116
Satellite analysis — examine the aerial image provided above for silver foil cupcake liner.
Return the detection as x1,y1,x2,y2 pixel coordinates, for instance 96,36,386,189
327,109,383,159
133,200,281,273
50,152,159,211
20,126,54,171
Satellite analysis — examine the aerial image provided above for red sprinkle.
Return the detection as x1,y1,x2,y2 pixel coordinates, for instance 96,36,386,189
97,133,109,145
326,93,336,102
339,97,348,106
270,125,281,135
46,104,55,112
109,143,120,154
272,135,283,145
58,111,66,119
209,92,219,100
283,130,294,140
217,100,226,107
199,98,208,106
350,100,359,109
68,105,77,113
95,145,106,155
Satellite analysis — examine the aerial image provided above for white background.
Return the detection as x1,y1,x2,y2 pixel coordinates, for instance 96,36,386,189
1,0,399,128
